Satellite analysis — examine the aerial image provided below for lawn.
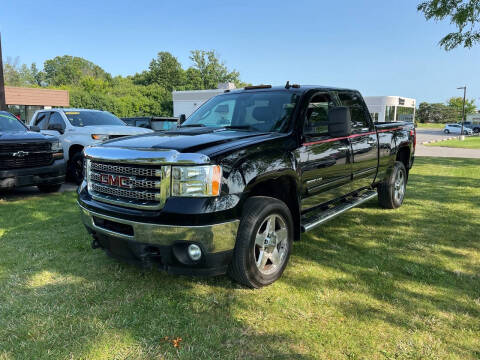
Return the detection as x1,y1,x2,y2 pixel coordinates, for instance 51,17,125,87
425,136,480,149
416,123,445,129
1,157,479,360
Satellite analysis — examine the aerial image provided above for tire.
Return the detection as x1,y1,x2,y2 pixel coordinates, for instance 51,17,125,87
68,151,84,185
228,196,293,288
444,129,450,134
37,184,62,193
377,161,407,209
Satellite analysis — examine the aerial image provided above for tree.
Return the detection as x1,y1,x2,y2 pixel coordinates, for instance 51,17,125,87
44,55,111,86
417,0,480,50
416,102,458,123
189,50,240,89
142,52,184,91
447,96,477,117
2,57,45,87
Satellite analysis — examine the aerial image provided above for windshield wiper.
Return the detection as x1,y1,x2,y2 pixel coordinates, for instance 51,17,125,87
180,124,206,128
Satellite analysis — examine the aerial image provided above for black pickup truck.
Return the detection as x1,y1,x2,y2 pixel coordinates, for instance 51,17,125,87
78,84,415,288
0,111,65,192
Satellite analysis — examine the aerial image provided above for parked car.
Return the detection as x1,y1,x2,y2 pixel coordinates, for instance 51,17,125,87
77,84,415,288
443,124,473,135
462,122,480,133
0,111,65,192
29,109,153,184
122,117,179,131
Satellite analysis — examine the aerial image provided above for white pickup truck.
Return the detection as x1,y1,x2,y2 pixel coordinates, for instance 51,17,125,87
30,109,153,183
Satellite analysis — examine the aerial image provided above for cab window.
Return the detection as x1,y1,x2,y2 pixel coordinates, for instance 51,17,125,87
48,112,66,130
337,91,370,132
304,93,334,136
35,112,50,130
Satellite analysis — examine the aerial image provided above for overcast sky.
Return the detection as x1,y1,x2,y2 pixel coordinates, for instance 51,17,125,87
1,0,479,104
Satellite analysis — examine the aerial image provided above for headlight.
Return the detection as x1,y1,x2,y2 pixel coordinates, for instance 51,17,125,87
51,140,62,152
91,134,109,141
171,165,221,197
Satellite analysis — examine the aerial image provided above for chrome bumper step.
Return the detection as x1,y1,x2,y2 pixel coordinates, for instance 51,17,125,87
301,190,378,232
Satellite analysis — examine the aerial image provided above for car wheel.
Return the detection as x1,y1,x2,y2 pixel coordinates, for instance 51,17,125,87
37,184,62,193
377,161,407,209
68,152,84,185
228,196,293,288
444,129,450,134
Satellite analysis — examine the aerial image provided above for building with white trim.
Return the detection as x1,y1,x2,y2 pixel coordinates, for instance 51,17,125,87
364,96,416,123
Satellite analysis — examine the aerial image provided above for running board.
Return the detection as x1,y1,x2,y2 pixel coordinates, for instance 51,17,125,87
301,190,378,232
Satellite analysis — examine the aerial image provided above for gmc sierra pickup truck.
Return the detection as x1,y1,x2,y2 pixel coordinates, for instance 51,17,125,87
77,84,415,288
0,111,65,192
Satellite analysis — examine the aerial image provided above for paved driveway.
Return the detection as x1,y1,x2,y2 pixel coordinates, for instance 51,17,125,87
415,128,480,158
416,128,451,144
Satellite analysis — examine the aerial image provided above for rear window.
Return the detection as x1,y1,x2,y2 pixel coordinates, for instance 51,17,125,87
63,111,125,127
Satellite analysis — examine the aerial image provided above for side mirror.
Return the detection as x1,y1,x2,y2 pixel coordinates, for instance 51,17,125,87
328,107,351,138
48,123,65,134
29,125,40,132
179,114,186,125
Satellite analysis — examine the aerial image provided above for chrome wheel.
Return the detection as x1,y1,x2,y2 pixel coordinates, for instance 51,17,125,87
394,169,405,203
253,214,289,276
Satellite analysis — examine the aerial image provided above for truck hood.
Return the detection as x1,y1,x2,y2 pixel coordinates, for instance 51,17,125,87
0,130,54,142
74,125,153,136
99,127,284,154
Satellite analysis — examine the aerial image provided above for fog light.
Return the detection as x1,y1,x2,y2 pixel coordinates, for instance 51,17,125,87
187,244,202,261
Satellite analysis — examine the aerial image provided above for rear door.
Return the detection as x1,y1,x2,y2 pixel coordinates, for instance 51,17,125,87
297,91,352,211
337,91,378,191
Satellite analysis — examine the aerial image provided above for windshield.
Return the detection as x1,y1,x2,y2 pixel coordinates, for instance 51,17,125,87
0,112,27,132
63,110,126,127
182,91,299,132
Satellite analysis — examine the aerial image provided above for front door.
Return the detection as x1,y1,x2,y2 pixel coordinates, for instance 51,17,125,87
338,91,378,190
297,92,352,212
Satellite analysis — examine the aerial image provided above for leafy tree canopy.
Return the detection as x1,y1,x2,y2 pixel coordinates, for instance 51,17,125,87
44,55,111,86
3,50,247,117
189,50,240,89
446,96,477,114
418,0,480,50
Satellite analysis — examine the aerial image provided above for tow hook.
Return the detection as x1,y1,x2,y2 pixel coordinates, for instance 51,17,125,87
91,239,102,249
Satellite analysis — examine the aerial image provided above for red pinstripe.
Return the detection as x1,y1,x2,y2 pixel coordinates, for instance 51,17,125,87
302,127,403,146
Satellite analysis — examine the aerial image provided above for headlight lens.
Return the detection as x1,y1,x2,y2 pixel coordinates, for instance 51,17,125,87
91,134,109,141
51,140,62,152
171,165,221,197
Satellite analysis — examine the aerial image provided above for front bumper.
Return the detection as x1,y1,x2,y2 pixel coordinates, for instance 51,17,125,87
79,202,240,275
0,159,66,189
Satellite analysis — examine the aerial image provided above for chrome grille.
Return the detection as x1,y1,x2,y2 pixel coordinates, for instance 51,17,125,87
90,162,158,177
91,183,159,201
90,172,160,189
87,160,170,210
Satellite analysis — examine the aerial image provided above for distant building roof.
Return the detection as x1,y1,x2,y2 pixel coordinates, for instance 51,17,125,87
5,86,69,107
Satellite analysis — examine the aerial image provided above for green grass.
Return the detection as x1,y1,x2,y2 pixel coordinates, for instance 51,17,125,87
416,123,445,129
1,157,479,359
425,136,480,149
